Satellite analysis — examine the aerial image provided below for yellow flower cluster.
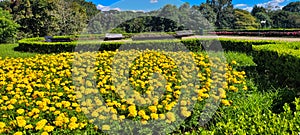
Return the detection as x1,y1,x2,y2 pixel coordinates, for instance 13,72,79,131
0,53,87,134
73,50,247,128
0,50,247,134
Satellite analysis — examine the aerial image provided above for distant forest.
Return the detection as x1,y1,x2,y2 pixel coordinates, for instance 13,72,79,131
0,0,299,43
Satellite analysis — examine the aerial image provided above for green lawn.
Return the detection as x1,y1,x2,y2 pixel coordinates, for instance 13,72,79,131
0,44,37,59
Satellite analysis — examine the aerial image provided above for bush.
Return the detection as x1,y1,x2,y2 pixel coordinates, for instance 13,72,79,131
210,91,300,134
0,8,19,43
252,42,300,87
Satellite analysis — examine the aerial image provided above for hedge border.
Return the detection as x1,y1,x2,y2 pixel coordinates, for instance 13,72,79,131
17,36,276,54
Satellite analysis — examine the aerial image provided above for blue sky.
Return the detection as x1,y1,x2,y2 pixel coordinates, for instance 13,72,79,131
87,0,297,12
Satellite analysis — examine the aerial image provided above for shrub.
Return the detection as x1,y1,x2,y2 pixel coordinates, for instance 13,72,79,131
252,42,300,87
0,8,20,43
17,36,276,54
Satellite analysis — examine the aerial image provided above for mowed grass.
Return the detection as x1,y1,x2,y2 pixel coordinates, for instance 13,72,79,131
0,44,37,58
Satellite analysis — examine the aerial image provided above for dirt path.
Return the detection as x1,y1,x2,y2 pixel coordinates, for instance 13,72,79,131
185,35,300,42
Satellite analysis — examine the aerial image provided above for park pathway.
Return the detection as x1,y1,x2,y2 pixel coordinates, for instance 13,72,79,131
185,35,300,42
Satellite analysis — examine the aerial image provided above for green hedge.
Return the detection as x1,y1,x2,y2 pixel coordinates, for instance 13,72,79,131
252,42,300,87
17,36,277,53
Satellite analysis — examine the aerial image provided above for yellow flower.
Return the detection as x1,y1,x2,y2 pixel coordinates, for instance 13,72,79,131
148,106,157,113
24,124,33,129
7,104,14,110
41,132,48,135
138,110,146,117
43,125,54,132
16,119,26,127
17,109,25,115
102,125,110,131
231,60,237,65
181,110,191,117
166,112,176,122
150,113,159,120
0,122,5,128
32,108,40,114
119,115,125,121
128,105,137,117
70,117,77,123
2,96,8,101
36,119,47,130
141,119,147,125
55,103,62,108
159,114,165,120
13,131,23,135
221,100,231,106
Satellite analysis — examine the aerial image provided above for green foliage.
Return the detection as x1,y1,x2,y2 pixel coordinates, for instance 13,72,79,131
251,5,267,16
271,10,300,28
282,1,300,13
196,3,216,25
16,37,276,54
0,8,19,43
210,91,300,134
116,16,184,33
233,9,259,29
252,42,300,87
206,0,235,29
64,0,99,19
52,0,88,35
254,12,272,28
1,0,88,38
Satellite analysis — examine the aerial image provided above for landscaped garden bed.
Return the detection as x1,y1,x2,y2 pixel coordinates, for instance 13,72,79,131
0,37,299,134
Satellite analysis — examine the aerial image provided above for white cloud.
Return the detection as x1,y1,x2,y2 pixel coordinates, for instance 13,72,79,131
97,4,121,11
257,0,285,10
129,10,145,13
243,7,253,12
150,0,158,3
235,4,248,8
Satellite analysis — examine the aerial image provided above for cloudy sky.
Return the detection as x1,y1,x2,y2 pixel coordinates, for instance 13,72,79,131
87,0,297,12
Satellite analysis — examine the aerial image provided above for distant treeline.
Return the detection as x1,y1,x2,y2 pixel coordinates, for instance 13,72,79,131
0,0,299,43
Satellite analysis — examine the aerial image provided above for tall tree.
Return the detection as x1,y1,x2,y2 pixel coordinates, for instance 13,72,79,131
52,0,87,35
251,5,267,16
196,3,216,25
206,0,235,29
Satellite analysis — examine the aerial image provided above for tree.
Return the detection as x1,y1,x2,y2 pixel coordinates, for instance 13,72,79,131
270,10,299,28
282,2,300,13
196,3,216,25
206,0,235,29
158,4,179,24
52,0,87,35
254,12,272,28
0,8,19,43
233,9,259,29
64,0,99,20
251,5,267,16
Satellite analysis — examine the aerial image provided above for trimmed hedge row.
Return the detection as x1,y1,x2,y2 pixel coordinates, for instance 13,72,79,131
17,36,276,54
252,42,300,87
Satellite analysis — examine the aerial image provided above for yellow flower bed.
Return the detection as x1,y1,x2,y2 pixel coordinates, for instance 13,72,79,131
0,50,247,134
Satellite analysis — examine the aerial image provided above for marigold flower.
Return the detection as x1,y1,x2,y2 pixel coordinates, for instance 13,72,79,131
13,131,23,135
102,125,110,131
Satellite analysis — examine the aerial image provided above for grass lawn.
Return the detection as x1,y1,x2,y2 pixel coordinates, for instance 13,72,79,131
0,44,36,58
